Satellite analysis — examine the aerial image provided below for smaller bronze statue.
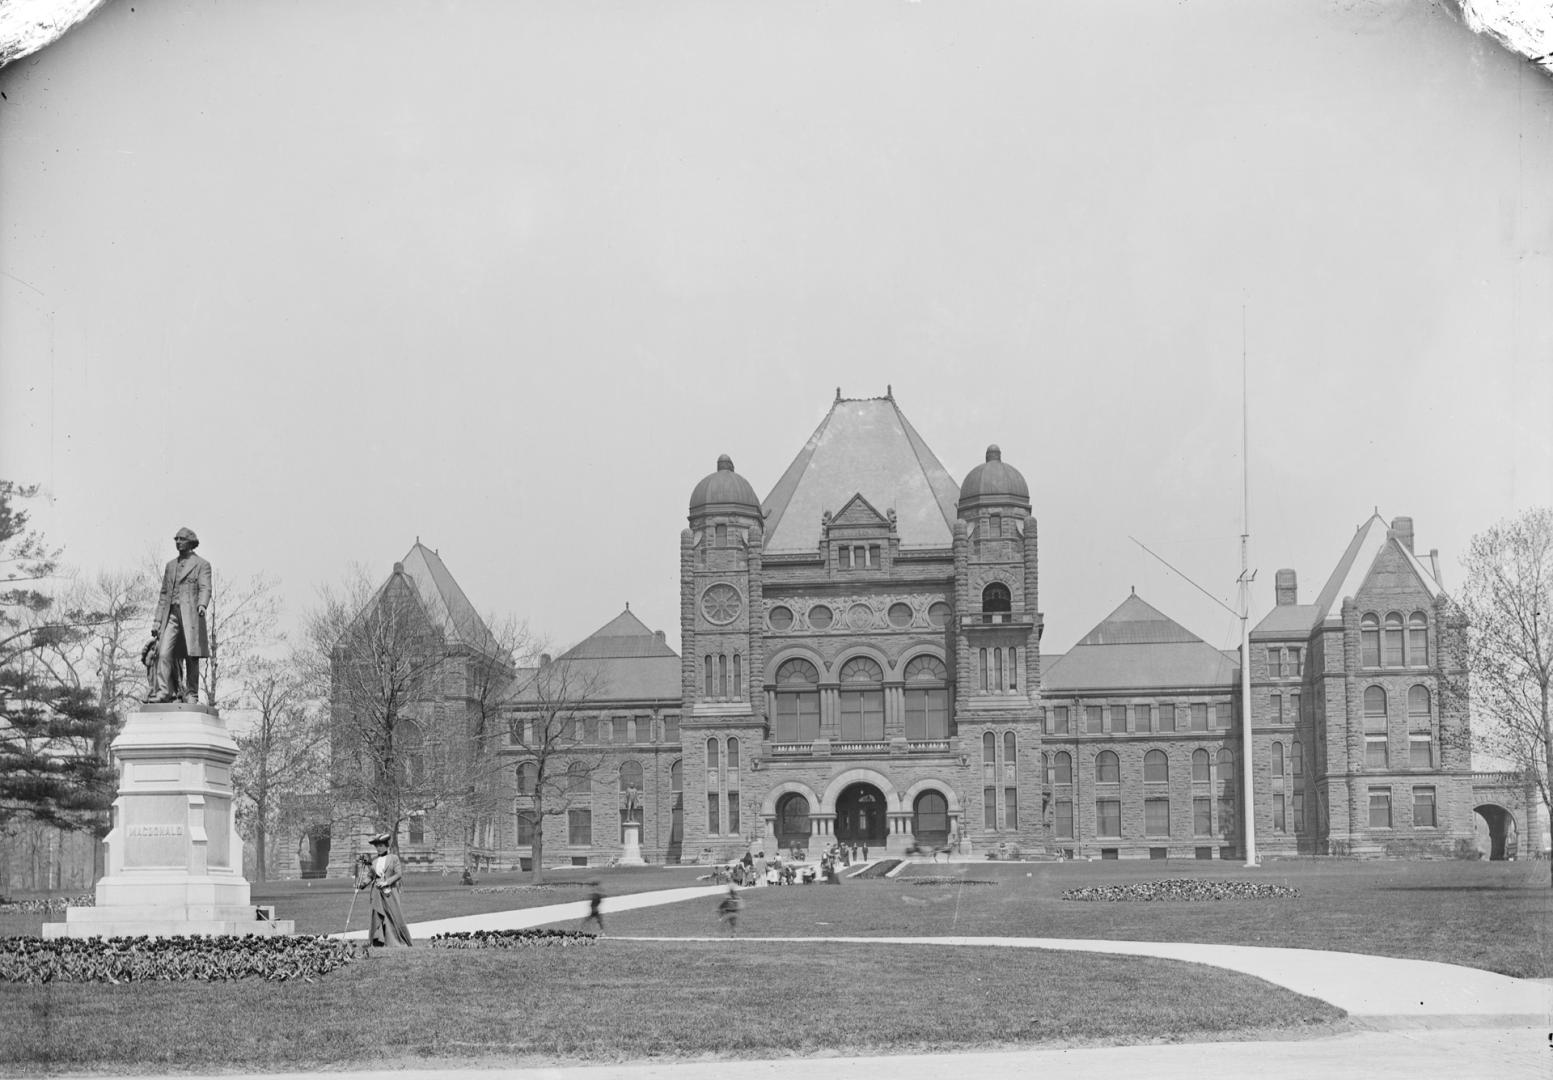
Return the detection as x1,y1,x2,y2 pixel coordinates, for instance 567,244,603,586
146,526,212,704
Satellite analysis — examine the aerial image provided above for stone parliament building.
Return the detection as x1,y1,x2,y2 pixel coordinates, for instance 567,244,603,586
289,391,1536,878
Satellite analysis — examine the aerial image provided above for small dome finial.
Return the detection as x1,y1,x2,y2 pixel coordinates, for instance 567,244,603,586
986,444,1002,462
835,386,842,403
717,454,735,472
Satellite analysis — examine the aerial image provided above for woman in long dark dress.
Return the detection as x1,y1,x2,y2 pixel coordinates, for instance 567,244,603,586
359,832,413,947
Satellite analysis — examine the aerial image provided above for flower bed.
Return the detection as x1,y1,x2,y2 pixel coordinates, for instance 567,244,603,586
1062,880,1300,902
0,894,94,914
428,928,597,949
468,884,587,894
907,877,997,887
0,934,362,983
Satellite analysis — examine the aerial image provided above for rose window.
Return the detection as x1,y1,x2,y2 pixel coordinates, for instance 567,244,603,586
700,583,743,625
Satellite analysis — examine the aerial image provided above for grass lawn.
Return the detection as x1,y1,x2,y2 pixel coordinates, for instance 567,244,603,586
595,858,1553,978
2,940,1343,1072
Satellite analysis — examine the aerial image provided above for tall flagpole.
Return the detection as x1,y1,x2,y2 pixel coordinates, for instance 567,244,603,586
1239,306,1258,868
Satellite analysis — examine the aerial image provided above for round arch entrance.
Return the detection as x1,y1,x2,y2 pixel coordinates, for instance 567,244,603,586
776,792,812,851
834,782,888,847
1474,804,1519,860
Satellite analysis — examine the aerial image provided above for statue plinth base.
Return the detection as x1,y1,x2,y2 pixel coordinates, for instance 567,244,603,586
42,703,294,939
618,821,646,866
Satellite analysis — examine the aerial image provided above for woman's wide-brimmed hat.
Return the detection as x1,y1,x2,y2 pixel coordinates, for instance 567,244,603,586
369,832,392,846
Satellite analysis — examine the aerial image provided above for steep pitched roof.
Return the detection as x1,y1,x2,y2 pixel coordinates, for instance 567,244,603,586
507,608,682,704
1311,513,1442,625
397,542,502,655
1044,593,1239,692
761,395,961,553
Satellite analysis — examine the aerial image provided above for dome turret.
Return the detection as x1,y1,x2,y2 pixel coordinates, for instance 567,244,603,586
957,444,1031,517
688,454,761,522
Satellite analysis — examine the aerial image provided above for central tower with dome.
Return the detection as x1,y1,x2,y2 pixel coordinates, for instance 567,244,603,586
679,390,1044,860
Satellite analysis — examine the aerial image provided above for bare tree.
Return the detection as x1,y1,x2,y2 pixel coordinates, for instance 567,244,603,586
504,653,609,883
305,565,511,859
232,657,327,881
1457,507,1553,882
200,570,282,711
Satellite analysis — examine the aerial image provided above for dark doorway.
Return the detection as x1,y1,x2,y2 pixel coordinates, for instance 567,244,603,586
835,783,888,846
1474,804,1518,860
299,825,331,879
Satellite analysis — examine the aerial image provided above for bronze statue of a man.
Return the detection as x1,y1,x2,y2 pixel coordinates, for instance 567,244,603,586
147,526,212,703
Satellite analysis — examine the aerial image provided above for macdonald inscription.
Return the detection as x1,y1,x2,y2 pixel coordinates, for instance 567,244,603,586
127,824,185,837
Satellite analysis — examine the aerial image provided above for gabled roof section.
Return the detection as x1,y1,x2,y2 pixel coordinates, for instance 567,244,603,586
1312,513,1442,625
831,493,890,529
509,608,680,704
762,394,961,553
1253,604,1320,637
1044,593,1239,692
397,542,502,655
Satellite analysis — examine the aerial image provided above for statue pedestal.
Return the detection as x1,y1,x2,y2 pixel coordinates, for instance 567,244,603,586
619,820,646,866
42,704,294,938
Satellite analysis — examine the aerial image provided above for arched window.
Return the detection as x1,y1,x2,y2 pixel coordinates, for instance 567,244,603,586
1054,752,1073,785
565,759,590,796
726,737,740,772
1292,740,1304,777
1384,612,1404,666
515,760,536,796
1408,686,1431,727
773,658,821,743
1144,749,1169,783
619,760,643,794
1272,741,1285,776
718,654,729,698
904,655,949,740
776,792,811,844
706,737,720,770
1408,612,1428,666
1192,748,1211,783
704,655,714,697
670,758,682,794
1364,687,1388,731
1041,751,1050,786
1217,747,1236,784
982,582,1011,614
1361,614,1380,667
619,761,644,839
914,790,949,847
397,720,425,787
1003,732,1017,780
733,653,742,697
839,657,885,741
1095,750,1120,784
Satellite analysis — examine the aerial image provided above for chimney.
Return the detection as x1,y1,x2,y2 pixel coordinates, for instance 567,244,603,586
1389,516,1414,553
1429,548,1443,587
1275,569,1298,606
539,653,552,668
655,630,666,644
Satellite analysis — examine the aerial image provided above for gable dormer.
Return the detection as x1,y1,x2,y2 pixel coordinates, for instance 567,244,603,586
822,493,897,574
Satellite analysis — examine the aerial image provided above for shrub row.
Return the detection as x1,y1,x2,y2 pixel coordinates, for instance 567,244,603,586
428,929,597,949
0,894,94,914
469,884,584,894
0,934,362,983
1062,879,1300,902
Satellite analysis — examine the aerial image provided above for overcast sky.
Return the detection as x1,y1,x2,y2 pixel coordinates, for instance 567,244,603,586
2,1,1549,663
